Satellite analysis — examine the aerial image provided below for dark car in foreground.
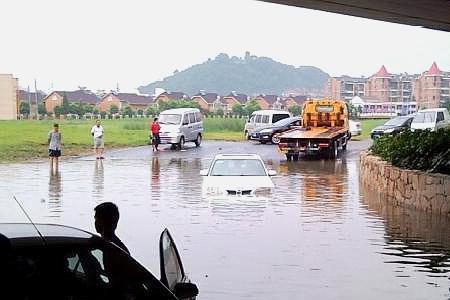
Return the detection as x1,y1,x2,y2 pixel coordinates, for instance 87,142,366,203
249,116,301,144
0,223,198,300
371,115,414,139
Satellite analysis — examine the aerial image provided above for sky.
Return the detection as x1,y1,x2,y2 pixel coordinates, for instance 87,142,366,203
1,0,449,93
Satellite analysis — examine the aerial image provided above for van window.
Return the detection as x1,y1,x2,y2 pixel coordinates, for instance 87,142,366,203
436,112,444,122
262,115,269,123
159,114,181,125
182,114,189,125
413,112,436,123
195,112,202,122
255,115,262,123
189,113,196,123
272,114,289,123
250,115,255,123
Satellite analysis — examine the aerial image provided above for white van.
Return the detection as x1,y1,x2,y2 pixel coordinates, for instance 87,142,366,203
410,108,450,132
158,108,203,149
244,110,291,139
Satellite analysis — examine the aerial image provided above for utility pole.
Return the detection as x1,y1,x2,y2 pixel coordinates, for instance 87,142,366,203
34,79,38,119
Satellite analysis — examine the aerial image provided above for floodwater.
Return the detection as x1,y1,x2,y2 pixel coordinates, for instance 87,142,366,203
0,141,449,300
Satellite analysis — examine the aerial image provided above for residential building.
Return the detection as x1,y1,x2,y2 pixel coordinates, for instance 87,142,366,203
326,76,366,101
191,91,222,112
0,74,18,120
221,92,248,114
98,93,154,113
351,95,417,118
254,94,282,110
283,95,307,109
42,90,99,113
413,62,450,109
154,91,189,103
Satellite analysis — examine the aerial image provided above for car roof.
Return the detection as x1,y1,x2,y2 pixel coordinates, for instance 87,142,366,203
0,223,96,247
160,108,200,114
251,110,290,115
213,154,262,160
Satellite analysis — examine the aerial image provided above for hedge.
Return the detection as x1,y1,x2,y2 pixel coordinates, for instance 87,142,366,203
369,128,450,175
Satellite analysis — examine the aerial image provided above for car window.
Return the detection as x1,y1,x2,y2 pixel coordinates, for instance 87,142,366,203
436,112,444,122
195,112,202,122
262,115,269,123
413,112,436,123
189,112,196,123
272,114,289,123
255,115,262,123
210,159,267,176
182,114,189,125
159,114,181,125
249,115,255,123
384,117,409,126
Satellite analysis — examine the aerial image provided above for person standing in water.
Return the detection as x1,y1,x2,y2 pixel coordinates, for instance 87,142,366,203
150,117,161,152
48,123,62,171
91,119,105,159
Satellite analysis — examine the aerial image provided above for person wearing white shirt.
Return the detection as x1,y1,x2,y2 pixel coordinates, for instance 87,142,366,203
91,119,105,159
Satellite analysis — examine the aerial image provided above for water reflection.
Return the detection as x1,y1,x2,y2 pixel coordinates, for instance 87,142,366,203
150,156,160,198
362,184,450,277
93,160,104,199
48,169,62,217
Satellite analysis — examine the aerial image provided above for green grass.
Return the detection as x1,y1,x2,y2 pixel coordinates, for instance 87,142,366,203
354,119,388,140
0,118,246,162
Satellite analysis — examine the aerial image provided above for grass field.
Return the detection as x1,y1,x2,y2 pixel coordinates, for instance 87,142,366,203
0,117,385,162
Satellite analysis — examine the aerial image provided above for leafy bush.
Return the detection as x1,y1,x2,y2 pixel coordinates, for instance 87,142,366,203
370,128,450,174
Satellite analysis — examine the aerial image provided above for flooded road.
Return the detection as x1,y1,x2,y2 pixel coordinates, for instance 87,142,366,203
1,140,449,299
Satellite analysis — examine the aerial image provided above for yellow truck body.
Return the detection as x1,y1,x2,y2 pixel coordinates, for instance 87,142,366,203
277,99,350,160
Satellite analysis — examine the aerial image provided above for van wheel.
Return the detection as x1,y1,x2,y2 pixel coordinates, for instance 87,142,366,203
178,137,185,150
271,135,280,144
195,134,202,147
245,131,250,140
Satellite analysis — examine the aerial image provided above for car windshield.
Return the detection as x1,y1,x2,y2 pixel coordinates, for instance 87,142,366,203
159,114,181,125
413,112,436,123
210,159,267,176
384,117,409,126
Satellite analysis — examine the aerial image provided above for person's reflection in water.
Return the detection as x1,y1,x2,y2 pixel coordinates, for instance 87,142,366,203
151,156,160,196
48,168,62,215
93,159,104,198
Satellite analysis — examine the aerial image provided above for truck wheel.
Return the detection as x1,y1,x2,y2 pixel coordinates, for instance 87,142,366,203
329,141,338,159
293,153,299,161
286,153,292,161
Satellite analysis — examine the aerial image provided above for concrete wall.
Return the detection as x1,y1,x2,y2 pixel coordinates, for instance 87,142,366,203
360,151,450,217
0,74,18,120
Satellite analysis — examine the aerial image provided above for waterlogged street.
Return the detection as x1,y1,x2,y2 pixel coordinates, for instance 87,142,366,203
1,140,449,300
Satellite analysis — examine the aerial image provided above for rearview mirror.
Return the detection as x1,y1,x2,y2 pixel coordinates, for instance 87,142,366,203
174,282,199,299
199,169,208,176
268,170,277,176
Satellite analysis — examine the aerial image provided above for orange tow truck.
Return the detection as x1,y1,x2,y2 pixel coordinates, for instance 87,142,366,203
277,99,350,160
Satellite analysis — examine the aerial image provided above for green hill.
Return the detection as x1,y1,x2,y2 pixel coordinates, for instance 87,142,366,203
138,53,329,96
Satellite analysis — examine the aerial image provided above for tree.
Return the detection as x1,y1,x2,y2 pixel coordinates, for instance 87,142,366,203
215,108,224,117
54,105,63,117
19,101,30,116
123,106,134,117
62,93,70,115
231,103,245,116
145,106,157,117
137,109,144,116
38,103,47,115
244,100,261,116
83,104,94,114
109,105,119,114
348,103,359,119
288,104,301,116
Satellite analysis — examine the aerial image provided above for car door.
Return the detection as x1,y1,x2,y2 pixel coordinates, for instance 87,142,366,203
181,114,190,141
188,112,197,141
160,228,198,300
436,111,446,130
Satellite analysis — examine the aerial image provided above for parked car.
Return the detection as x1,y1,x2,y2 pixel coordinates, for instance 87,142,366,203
0,223,198,300
410,108,450,132
244,110,291,139
158,108,203,149
349,120,362,137
200,154,276,197
249,116,301,144
370,115,414,139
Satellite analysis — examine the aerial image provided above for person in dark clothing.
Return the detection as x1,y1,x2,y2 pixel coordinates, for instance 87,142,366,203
94,202,130,254
150,117,161,152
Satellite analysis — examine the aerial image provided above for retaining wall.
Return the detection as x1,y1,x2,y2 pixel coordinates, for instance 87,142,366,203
359,151,450,217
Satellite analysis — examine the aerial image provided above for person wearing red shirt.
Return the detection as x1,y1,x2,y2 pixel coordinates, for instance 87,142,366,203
150,117,161,151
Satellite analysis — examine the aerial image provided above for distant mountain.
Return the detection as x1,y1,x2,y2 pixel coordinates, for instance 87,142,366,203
138,53,329,96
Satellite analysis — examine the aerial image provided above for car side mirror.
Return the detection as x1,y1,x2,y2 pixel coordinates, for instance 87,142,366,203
182,122,189,125
200,169,208,176
268,170,277,176
174,282,199,299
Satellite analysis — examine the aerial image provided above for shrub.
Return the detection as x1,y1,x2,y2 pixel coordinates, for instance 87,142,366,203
370,128,450,174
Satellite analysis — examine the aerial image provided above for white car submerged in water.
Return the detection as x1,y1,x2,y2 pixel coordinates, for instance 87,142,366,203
200,154,276,197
